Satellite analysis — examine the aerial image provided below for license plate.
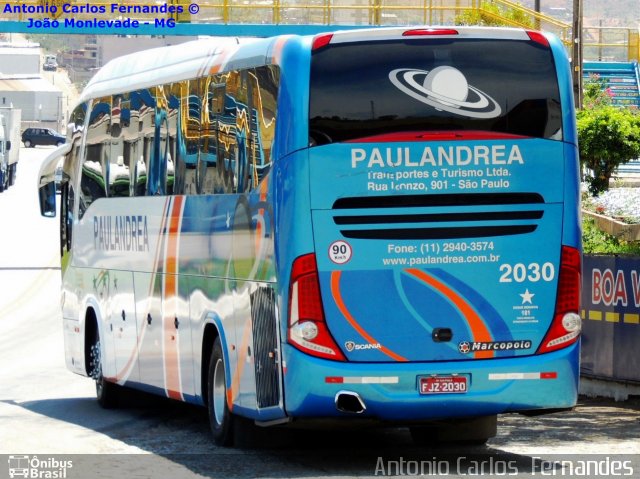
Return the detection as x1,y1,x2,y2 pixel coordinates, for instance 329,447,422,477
419,376,468,395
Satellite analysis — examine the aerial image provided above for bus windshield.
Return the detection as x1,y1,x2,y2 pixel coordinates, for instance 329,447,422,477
309,38,563,145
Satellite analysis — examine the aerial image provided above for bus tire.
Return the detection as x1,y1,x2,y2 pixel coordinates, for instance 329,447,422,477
207,337,235,446
410,415,496,446
89,328,119,409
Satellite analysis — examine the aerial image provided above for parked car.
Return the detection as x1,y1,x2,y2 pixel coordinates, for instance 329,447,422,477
21,128,65,148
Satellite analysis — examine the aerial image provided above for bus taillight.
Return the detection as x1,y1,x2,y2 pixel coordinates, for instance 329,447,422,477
402,28,459,36
288,254,346,361
312,33,333,51
537,246,582,354
526,31,550,47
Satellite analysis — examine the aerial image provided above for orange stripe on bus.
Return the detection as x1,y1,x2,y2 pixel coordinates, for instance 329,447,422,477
226,389,234,412
330,271,407,362
255,178,270,254
210,46,232,75
405,269,494,359
271,36,290,64
228,320,253,410
164,196,184,399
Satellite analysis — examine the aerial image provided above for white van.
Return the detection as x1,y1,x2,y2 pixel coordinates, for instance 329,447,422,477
43,54,58,71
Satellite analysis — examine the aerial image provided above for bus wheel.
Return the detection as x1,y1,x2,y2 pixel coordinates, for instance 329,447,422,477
207,337,235,446
89,330,119,409
410,415,496,446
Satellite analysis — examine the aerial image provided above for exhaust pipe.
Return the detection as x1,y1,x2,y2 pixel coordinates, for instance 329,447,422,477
335,390,366,414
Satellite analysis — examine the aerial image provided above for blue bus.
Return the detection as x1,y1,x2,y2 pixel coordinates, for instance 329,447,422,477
38,26,581,446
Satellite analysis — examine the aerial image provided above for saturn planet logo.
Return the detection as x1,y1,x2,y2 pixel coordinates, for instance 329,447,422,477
389,66,502,119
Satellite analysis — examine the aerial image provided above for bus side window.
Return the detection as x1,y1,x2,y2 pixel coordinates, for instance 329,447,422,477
220,71,240,194
109,93,131,197
128,91,146,197
253,65,279,185
62,107,84,251
183,79,200,195
137,88,156,196
147,85,168,196
235,70,251,194
79,98,109,219
60,181,74,259
120,92,139,198
198,76,217,195
167,83,181,196
211,80,226,194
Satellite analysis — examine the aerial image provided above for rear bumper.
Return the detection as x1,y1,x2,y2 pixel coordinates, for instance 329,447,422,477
282,341,579,421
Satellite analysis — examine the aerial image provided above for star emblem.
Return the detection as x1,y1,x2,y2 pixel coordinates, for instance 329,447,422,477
520,289,535,305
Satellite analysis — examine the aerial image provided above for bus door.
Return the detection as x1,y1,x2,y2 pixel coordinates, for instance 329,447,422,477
107,269,139,383
135,272,165,390
133,201,195,399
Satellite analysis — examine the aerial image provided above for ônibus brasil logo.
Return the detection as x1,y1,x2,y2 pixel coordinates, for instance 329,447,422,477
8,455,73,478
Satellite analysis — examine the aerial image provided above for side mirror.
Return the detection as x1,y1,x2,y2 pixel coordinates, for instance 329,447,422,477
37,143,71,217
5,141,10,151
39,181,56,217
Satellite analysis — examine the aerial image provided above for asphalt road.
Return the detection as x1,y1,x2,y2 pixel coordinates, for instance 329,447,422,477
0,147,638,479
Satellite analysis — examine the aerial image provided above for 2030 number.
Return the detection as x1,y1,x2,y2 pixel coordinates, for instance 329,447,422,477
499,262,555,283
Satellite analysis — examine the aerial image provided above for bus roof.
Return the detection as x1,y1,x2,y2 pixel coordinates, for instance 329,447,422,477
78,26,545,105
319,26,534,44
78,36,267,104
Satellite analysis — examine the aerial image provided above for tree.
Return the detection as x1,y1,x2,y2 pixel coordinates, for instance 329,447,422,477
577,106,640,195
455,1,534,28
577,74,640,194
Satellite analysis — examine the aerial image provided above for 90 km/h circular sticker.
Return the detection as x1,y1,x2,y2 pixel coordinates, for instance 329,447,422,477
329,240,352,264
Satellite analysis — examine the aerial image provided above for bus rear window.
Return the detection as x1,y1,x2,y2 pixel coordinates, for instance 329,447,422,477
309,39,562,145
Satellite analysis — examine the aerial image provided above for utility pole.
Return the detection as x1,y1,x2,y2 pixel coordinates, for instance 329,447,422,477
572,0,583,109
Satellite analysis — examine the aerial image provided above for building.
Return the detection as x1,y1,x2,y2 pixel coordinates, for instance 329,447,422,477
0,75,62,127
97,35,197,66
0,44,41,76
